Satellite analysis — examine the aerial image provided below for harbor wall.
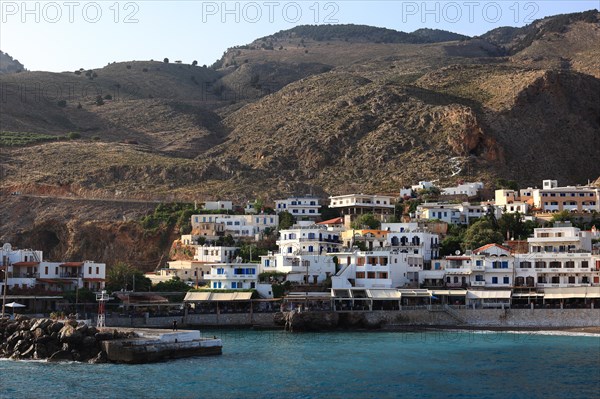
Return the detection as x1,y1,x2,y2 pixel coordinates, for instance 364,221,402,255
106,313,277,328
337,309,600,329
105,309,600,329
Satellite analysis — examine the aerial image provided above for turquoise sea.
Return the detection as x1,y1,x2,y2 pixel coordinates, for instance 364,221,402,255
1,329,599,399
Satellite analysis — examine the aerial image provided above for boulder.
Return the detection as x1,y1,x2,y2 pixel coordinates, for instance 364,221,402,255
48,350,73,362
59,324,83,344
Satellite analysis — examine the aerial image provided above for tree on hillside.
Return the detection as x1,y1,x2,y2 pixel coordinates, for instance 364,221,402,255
319,206,340,221
192,60,198,66
278,211,295,230
152,277,191,292
495,178,519,191
461,220,504,251
351,213,381,230
106,262,152,292
498,212,538,240
163,58,169,63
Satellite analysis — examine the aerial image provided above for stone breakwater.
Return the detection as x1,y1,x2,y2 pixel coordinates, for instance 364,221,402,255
0,315,134,363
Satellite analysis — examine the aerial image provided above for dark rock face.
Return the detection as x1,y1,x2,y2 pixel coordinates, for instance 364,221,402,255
0,315,133,363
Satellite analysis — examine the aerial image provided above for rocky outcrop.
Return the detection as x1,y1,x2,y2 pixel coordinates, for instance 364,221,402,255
0,315,134,363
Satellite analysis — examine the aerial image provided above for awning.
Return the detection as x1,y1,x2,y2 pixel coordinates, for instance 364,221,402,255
543,287,598,299
183,292,253,301
184,292,212,301
432,290,467,296
445,270,472,275
212,292,253,301
60,262,84,267
467,290,512,299
12,262,39,267
512,292,544,297
367,289,402,299
397,289,431,297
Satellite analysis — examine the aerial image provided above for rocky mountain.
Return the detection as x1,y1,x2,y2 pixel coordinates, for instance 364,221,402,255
1,11,599,267
0,51,25,74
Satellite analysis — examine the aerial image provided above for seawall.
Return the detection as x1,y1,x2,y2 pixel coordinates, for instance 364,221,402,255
105,309,600,330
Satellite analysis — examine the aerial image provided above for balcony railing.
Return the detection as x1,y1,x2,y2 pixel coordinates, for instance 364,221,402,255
59,273,83,278
471,281,486,287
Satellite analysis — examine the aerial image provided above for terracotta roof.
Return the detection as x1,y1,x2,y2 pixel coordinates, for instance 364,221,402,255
472,243,511,254
60,262,84,267
37,278,77,284
317,217,343,225
12,262,40,267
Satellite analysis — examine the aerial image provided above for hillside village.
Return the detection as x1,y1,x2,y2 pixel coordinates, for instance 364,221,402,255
5,178,598,314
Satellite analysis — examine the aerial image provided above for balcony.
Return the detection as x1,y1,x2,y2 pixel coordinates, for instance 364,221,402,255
472,265,485,271
59,273,83,278
207,273,256,280
471,281,486,287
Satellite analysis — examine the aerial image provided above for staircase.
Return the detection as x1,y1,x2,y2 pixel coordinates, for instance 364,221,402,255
443,305,466,324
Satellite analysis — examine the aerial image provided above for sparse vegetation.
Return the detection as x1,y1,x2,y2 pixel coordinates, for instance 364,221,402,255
0,131,60,146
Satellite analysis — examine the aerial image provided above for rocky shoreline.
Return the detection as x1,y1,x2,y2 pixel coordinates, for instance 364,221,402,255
0,315,135,363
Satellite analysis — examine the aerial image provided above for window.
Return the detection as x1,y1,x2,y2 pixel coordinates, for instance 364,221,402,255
581,261,589,268
501,261,508,269
503,277,509,284
492,277,498,284
520,261,531,269
96,267,99,274
356,272,365,279
475,275,484,281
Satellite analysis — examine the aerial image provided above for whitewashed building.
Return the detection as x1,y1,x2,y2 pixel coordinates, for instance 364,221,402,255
260,222,343,284
205,262,258,290
274,196,321,219
0,243,106,293
191,214,278,238
202,201,233,211
441,182,483,197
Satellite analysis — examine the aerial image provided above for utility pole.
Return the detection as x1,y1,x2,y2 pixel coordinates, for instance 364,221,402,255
1,267,7,318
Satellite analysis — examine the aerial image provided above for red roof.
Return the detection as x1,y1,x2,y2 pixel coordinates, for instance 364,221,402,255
37,278,77,284
60,262,84,267
317,217,343,225
12,262,40,267
473,243,511,254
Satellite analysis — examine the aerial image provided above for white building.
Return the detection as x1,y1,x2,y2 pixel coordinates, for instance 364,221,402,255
331,250,421,289
191,214,278,238
194,245,238,263
416,202,490,225
441,182,483,197
411,181,435,191
274,196,321,219
260,222,343,284
329,194,396,215
1,243,106,293
205,262,258,290
527,226,592,253
202,201,233,211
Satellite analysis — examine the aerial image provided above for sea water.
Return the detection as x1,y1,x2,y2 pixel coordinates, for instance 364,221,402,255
1,329,599,399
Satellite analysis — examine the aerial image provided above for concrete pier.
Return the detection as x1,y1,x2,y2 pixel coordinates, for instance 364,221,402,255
101,329,222,364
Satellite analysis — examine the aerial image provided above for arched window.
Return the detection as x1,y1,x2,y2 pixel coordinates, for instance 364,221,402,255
391,236,399,246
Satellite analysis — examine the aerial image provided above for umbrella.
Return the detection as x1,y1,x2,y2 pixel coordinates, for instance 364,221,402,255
5,302,26,317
